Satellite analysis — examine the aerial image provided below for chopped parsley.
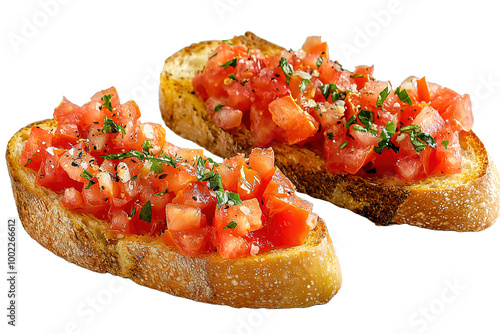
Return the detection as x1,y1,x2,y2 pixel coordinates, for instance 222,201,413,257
216,190,243,209
102,94,113,111
279,57,294,84
214,104,224,112
300,78,310,92
376,87,390,107
339,141,349,149
354,110,378,135
224,221,237,230
24,158,32,167
229,73,238,81
80,170,95,189
394,87,413,105
142,140,153,155
139,200,152,223
442,140,449,149
220,57,238,69
352,124,366,132
345,115,357,128
208,52,218,60
374,121,398,154
316,56,324,68
400,124,436,152
326,132,334,140
350,73,365,79
155,188,169,196
222,39,234,46
103,115,126,137
129,207,136,218
319,83,336,100
101,150,180,174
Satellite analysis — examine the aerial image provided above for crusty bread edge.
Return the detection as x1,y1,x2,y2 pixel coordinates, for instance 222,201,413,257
6,119,342,308
159,32,500,231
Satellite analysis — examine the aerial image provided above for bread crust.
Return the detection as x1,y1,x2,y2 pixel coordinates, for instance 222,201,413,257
159,32,500,231
6,120,342,308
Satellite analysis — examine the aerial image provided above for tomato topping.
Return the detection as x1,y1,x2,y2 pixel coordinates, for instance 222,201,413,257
19,87,319,259
193,37,474,183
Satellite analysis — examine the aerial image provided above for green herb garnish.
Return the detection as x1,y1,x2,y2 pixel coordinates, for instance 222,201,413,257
229,73,238,81
300,78,310,92
215,190,243,209
376,87,390,107
339,141,349,150
224,221,237,230
103,115,126,137
326,132,334,140
129,207,136,218
80,170,95,189
102,94,113,111
214,104,224,112
24,158,32,167
101,150,179,174
208,52,218,60
394,87,413,105
345,115,357,128
374,121,399,154
220,57,238,69
142,140,153,155
316,56,323,68
139,200,152,223
442,140,449,149
279,57,294,84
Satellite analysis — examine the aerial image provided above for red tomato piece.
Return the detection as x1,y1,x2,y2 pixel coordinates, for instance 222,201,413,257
61,187,84,210
53,97,82,125
213,106,243,130
214,154,245,192
248,148,275,182
441,94,473,131
166,203,206,231
20,126,53,171
268,94,318,145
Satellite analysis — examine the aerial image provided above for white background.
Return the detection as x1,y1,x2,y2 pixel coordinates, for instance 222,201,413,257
1,1,500,333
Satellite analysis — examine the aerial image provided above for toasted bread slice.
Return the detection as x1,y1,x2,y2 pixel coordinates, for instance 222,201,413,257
6,119,342,308
159,32,500,231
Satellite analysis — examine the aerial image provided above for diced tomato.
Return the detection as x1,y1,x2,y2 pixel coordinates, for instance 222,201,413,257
61,187,84,210
352,65,374,90
318,60,356,92
268,94,318,145
214,199,263,237
250,103,278,147
213,106,243,130
161,226,215,257
413,106,444,136
214,154,245,192
20,126,53,171
416,77,431,102
59,148,96,183
79,101,105,131
166,204,206,231
248,148,275,182
262,167,295,200
109,210,135,235
90,87,120,109
176,148,204,162
396,154,426,184
53,123,81,149
430,86,461,113
225,81,253,111
237,167,262,201
323,129,376,174
441,94,473,131
132,122,166,155
266,194,313,248
53,97,82,125
252,68,291,105
216,233,250,259
172,182,216,223
37,151,82,192
81,183,108,219
300,36,329,69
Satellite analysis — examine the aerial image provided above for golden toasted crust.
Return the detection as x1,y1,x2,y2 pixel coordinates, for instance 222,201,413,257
159,31,500,231
6,119,342,308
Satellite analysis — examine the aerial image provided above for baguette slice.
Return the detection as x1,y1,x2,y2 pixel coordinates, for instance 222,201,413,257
159,32,500,232
6,119,341,308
